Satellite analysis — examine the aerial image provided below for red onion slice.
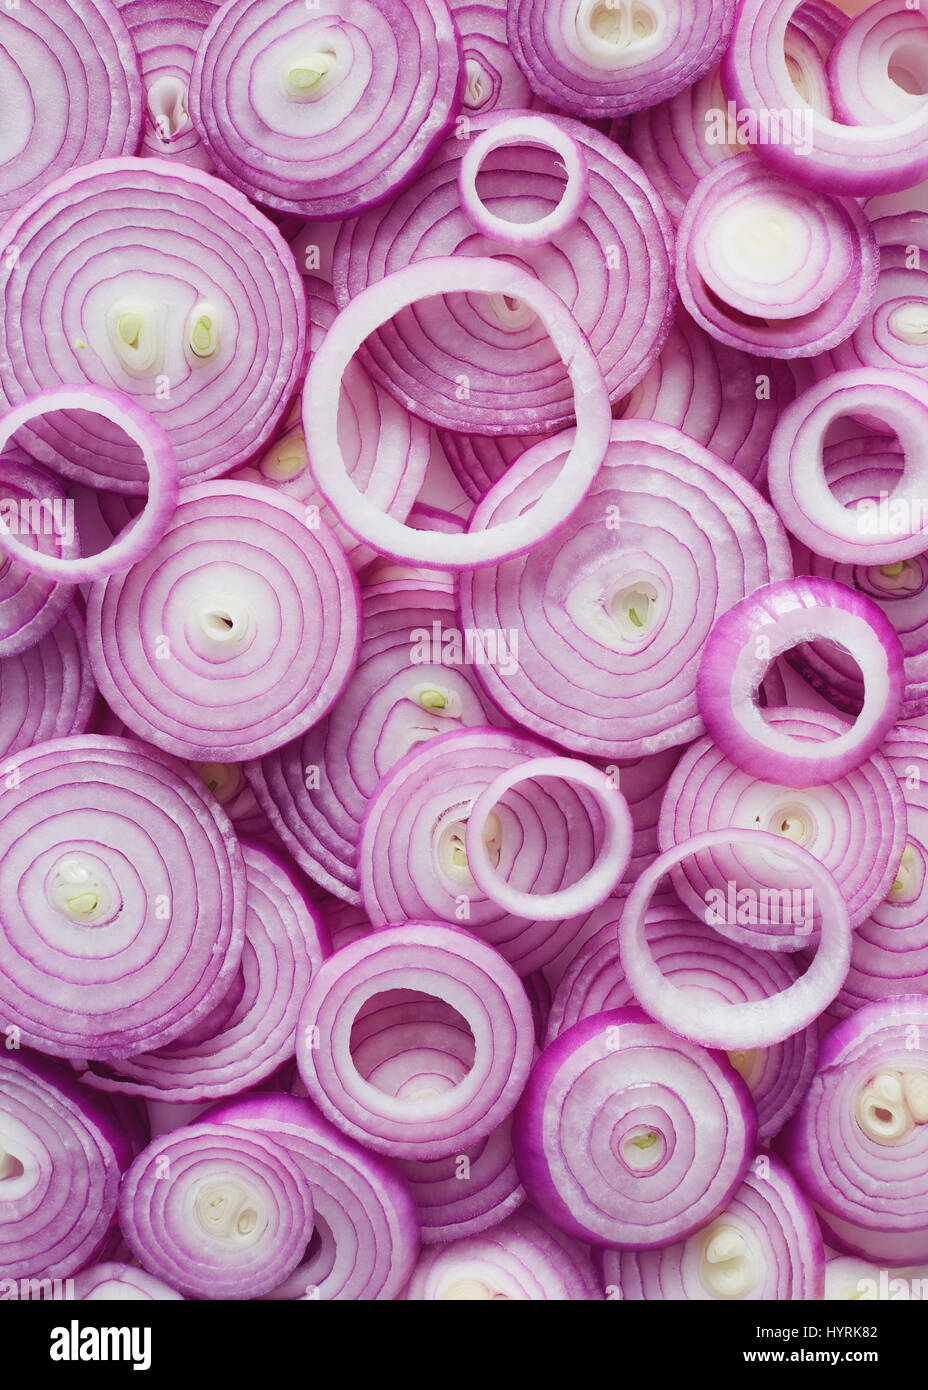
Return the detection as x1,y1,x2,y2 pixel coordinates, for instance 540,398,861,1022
0,605,96,763
619,830,851,1049
307,258,610,565
0,735,245,1060
189,0,463,220
506,0,735,118
0,0,142,221
206,1092,419,1300
831,213,928,383
0,158,306,490
0,453,79,658
450,0,542,112
73,1262,184,1300
460,420,792,759
697,577,905,788
783,996,928,1262
119,1120,315,1299
296,922,535,1159
86,480,361,762
457,115,589,248
825,1253,928,1301
117,0,219,169
512,1007,756,1248
829,0,928,127
398,1113,524,1245
660,707,906,933
602,1153,824,1299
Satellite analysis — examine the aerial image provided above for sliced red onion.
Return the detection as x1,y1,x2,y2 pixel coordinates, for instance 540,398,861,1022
450,0,543,112
546,891,820,1141
615,747,686,883
117,0,218,168
119,1120,315,1299
308,259,611,565
246,579,506,904
190,760,278,844
826,1253,928,1300
513,1007,755,1248
697,577,905,789
0,605,96,763
86,480,361,762
74,839,326,1102
0,159,306,489
659,707,906,932
829,0,928,127
436,429,546,504
618,309,798,489
73,1262,184,1300
0,1052,128,1279
831,214,928,382
768,368,928,562
359,728,619,973
316,894,373,953
398,1113,524,1245
457,115,589,248
619,830,851,1049
506,0,735,118
723,0,928,194
403,1206,601,1299
296,922,535,1159
459,420,792,759
189,0,463,219
332,116,673,436
207,1091,419,1300
602,1153,824,1299
676,154,879,358
783,995,928,1263
0,453,79,657
234,281,430,572
0,735,245,1060
0,0,142,221
464,756,633,920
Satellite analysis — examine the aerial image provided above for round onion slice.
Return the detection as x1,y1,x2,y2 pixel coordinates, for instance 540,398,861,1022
86,480,361,762
117,0,219,169
0,735,245,1060
74,839,327,1101
602,1153,824,1299
403,1206,601,1299
697,577,905,788
768,367,928,562
506,0,735,118
825,1253,928,1301
246,578,507,905
0,605,96,763
189,0,463,220
459,420,792,759
831,214,928,383
0,453,79,657
306,257,611,565
296,922,535,1159
205,1092,419,1300
458,115,589,248
659,708,906,933
0,1051,131,1280
450,0,543,112
119,1120,315,1299
0,0,142,220
73,1262,184,1300
829,0,928,127
513,1007,756,1248
398,1113,524,1245
619,830,851,1049
546,891,819,1140
0,158,306,489
333,113,673,436
783,996,928,1263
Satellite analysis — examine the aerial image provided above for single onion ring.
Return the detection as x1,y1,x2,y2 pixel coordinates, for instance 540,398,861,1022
697,577,905,789
0,387,178,583
457,114,589,248
619,829,852,1049
465,757,632,920
304,257,610,567
828,0,928,128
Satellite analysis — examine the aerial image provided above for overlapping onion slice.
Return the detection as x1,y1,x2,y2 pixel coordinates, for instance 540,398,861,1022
86,481,361,762
296,922,535,1159
505,0,735,118
0,605,96,763
825,1253,928,1301
783,996,928,1263
450,0,544,112
0,0,142,220
459,421,792,760
659,707,906,933
402,1206,601,1299
676,154,879,358
602,1154,824,1299
828,0,928,127
119,1120,315,1299
73,1262,184,1300
0,159,306,489
207,1092,420,1301
830,214,928,382
398,1113,524,1244
118,0,219,168
0,453,79,657
332,112,673,433
189,0,463,220
513,1007,756,1248
546,891,819,1141
0,735,245,1060
246,579,506,905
